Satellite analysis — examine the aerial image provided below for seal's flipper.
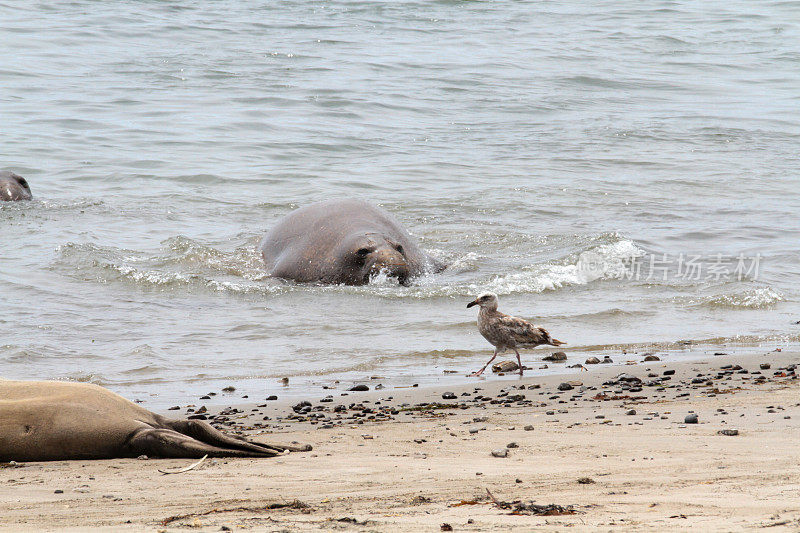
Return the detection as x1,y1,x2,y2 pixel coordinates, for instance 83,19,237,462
127,427,281,458
167,420,312,453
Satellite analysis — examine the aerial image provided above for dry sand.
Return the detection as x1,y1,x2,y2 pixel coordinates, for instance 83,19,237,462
2,349,800,532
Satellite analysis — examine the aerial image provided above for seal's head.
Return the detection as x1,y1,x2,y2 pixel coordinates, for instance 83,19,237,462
342,232,411,285
0,171,32,202
467,292,499,311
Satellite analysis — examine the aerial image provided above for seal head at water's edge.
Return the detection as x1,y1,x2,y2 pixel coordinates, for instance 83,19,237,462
260,199,446,285
0,380,311,461
0,171,32,202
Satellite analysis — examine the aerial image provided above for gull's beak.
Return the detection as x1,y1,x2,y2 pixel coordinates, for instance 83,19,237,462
466,299,478,308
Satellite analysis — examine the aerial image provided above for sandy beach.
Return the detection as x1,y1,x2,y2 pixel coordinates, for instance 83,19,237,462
2,349,799,532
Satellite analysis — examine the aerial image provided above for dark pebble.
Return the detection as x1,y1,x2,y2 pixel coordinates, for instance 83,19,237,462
441,392,456,400
349,385,369,392
684,413,698,424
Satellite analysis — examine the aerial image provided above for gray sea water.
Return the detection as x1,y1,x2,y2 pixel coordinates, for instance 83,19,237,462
2,1,800,407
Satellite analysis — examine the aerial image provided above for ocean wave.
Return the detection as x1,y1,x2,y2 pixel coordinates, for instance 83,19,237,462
54,233,646,298
690,286,785,309
473,237,645,295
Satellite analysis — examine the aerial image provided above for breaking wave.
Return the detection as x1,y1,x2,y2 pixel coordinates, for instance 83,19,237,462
691,286,785,309
53,233,648,299
476,238,644,295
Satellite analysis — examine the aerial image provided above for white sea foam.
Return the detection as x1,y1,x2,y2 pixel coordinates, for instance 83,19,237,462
697,286,784,309
478,238,645,295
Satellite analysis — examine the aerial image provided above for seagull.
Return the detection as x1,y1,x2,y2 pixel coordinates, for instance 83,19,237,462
467,292,565,376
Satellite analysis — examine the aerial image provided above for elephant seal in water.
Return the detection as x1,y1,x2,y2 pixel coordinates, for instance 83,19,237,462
0,171,32,201
260,199,445,285
0,380,311,461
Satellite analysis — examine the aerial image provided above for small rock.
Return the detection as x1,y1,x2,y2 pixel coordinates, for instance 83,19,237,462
137,455,148,460
222,386,235,392
585,357,600,365
441,524,453,532
524,425,534,431
557,382,573,391
506,442,519,448
491,448,508,458
441,392,456,400
717,429,739,436
601,356,613,364
663,369,676,376
760,363,771,370
544,352,567,362
492,360,520,373
54,489,63,494
349,385,369,392
644,355,660,361
684,413,698,424
577,477,595,484
266,395,278,401
626,409,637,415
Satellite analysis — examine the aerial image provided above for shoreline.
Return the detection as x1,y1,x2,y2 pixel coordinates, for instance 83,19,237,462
2,348,800,531
122,338,800,411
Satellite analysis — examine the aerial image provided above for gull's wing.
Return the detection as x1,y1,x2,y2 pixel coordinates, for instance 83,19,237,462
497,314,563,346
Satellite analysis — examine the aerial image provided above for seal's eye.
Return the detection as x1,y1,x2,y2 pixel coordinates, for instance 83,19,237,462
395,244,404,255
17,178,28,189
356,248,370,256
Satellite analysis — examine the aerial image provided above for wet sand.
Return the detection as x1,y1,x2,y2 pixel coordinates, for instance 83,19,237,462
2,349,800,532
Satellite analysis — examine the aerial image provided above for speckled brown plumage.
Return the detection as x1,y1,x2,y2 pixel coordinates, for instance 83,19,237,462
467,292,564,376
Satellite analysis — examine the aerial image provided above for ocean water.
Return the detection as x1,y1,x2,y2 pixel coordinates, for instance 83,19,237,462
2,1,800,407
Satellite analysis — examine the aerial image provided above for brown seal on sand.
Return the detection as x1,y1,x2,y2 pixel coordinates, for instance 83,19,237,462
260,199,445,285
0,380,311,461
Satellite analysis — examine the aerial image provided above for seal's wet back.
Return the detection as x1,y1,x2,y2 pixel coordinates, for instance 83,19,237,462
260,199,445,285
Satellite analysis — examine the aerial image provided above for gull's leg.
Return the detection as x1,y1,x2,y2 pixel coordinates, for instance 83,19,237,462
514,348,523,376
471,348,499,377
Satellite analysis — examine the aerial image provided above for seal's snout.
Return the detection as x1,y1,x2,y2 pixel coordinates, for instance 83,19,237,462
367,247,410,283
